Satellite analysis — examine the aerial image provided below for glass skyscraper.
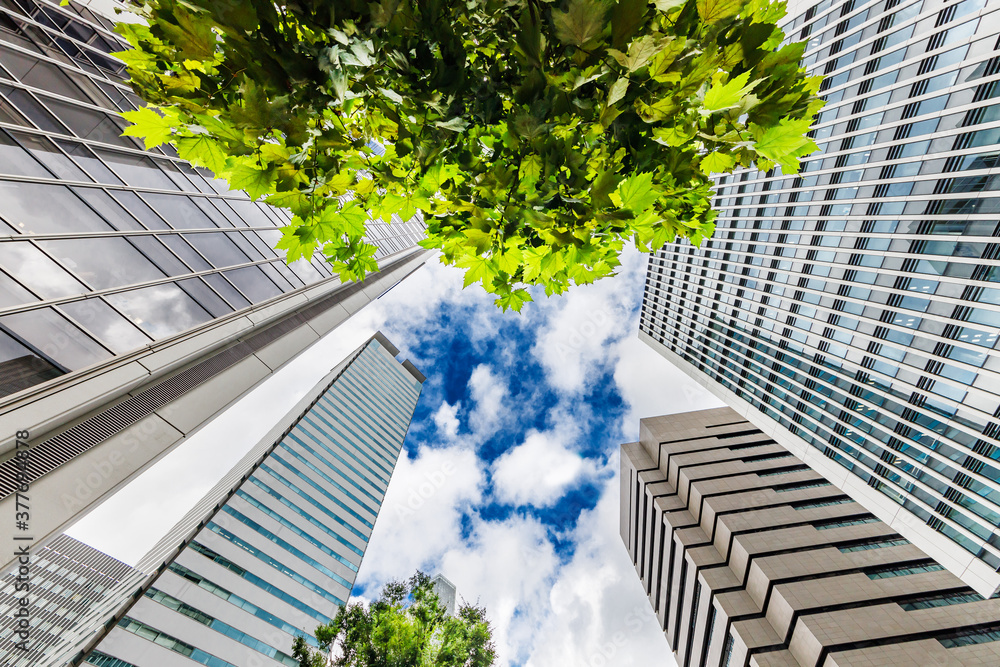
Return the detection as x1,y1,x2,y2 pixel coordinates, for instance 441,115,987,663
0,0,428,575
60,333,423,667
640,0,1000,596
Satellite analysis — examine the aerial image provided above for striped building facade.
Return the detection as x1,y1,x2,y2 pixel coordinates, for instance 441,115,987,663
64,333,424,667
0,534,143,666
639,0,1000,596
621,407,1000,667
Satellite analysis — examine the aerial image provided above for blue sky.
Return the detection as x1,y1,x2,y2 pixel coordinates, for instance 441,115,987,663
73,246,722,666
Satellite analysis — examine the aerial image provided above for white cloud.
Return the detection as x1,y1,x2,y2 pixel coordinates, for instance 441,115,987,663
523,463,677,667
467,364,509,439
612,336,723,441
528,246,645,394
433,400,461,439
439,516,560,666
492,429,593,508
355,445,486,584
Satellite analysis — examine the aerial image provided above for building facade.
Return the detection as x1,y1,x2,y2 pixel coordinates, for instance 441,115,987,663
622,407,1000,667
0,534,144,666
639,0,1000,596
0,0,429,574
53,332,424,667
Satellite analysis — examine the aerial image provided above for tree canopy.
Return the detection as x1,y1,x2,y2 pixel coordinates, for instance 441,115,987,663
115,0,822,310
291,572,496,667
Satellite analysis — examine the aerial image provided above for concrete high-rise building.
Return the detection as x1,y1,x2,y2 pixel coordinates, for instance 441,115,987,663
46,332,423,667
621,408,1000,667
0,0,429,573
0,534,144,666
432,573,458,617
640,0,1000,596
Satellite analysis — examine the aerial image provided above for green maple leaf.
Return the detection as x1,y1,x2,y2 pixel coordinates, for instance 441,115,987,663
522,246,547,281
338,201,369,237
457,254,498,288
696,0,741,23
653,0,686,10
700,151,735,174
611,0,647,49
607,77,629,106
175,134,229,174
751,118,816,172
611,172,660,213
608,34,663,72
265,190,313,217
703,71,758,112
463,228,493,255
496,288,532,312
227,161,277,200
552,0,608,47
121,106,177,149
495,245,523,275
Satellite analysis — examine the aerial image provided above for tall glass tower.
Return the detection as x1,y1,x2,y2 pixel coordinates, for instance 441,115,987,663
0,0,428,574
57,332,423,667
639,0,1000,596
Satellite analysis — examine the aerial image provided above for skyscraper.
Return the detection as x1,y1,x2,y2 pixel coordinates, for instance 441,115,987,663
0,0,428,573
640,0,1000,596
49,332,423,667
622,408,1000,667
0,534,144,666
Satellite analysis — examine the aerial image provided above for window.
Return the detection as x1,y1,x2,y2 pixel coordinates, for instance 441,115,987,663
866,562,944,579
900,591,983,611
813,515,878,530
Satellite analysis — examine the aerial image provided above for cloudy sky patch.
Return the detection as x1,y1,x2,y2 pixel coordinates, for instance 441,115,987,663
73,246,722,666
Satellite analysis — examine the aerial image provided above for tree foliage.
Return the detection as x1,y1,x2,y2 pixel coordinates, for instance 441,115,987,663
292,572,496,667
114,0,822,310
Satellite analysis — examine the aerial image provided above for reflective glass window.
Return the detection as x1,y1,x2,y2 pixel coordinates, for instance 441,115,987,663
1,306,109,370
175,277,232,317
0,327,63,396
160,234,210,270
184,232,248,267
224,266,281,303
1,85,66,133
94,148,178,190
71,187,143,231
0,241,86,297
39,237,166,289
0,128,51,177
203,273,250,309
105,283,212,338
59,298,151,353
0,181,111,233
111,190,168,229
129,235,192,276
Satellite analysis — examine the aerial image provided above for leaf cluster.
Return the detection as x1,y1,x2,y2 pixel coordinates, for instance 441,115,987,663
115,0,822,310
292,571,497,667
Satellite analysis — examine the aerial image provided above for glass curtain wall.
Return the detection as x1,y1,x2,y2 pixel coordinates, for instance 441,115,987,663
0,0,424,398
640,0,1000,583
